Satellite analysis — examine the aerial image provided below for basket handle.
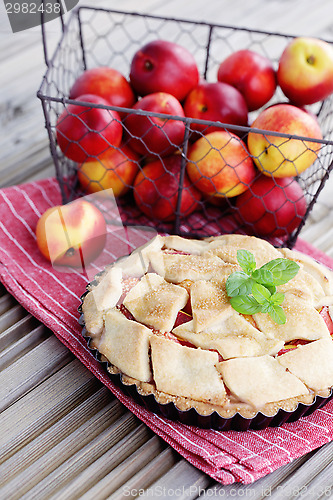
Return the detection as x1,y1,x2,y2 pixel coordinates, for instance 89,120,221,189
41,0,65,68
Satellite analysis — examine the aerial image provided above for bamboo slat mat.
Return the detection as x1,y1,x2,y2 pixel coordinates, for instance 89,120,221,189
0,0,333,498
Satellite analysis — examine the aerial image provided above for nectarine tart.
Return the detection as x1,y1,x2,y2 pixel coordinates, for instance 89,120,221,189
80,234,333,429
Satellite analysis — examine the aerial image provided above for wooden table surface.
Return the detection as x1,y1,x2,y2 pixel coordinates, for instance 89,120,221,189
0,1,333,498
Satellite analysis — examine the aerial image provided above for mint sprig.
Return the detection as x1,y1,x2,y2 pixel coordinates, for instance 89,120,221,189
226,249,300,325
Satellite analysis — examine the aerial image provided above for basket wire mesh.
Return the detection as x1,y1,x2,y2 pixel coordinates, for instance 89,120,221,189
37,6,333,248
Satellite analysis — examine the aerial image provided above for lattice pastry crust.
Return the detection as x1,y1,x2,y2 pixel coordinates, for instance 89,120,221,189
81,234,333,417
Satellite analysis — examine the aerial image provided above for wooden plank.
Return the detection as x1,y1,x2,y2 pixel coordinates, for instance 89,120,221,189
24,163,57,184
81,436,168,500
0,323,49,370
16,413,140,500
0,335,73,413
0,386,112,485
0,33,41,64
106,447,179,500
0,400,129,500
0,136,51,187
303,460,333,498
0,104,46,157
0,149,54,188
0,314,39,352
139,460,211,499
1,98,41,137
0,359,101,463
88,0,332,39
0,303,28,334
0,294,17,316
51,425,154,500
107,448,179,500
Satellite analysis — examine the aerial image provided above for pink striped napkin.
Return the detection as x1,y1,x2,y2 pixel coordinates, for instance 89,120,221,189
0,177,332,485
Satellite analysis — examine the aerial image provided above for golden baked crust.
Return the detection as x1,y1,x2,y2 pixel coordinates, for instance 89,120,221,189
150,336,226,405
99,309,152,382
173,317,283,359
149,252,224,283
190,280,232,332
204,234,282,268
253,292,330,342
81,291,104,336
278,338,333,391
91,267,123,312
216,355,309,409
123,273,189,333
81,234,333,417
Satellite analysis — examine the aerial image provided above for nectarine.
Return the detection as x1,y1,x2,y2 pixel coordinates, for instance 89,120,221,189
36,199,106,267
69,67,136,110
248,104,323,177
78,144,140,197
130,39,199,101
124,92,186,156
133,155,201,221
217,50,277,111
278,37,333,106
56,94,123,163
235,175,307,238
183,81,248,136
186,131,256,197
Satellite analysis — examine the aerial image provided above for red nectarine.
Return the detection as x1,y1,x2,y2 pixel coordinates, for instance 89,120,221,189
183,81,248,136
56,94,123,163
130,39,199,101
124,92,186,156
69,67,136,110
217,50,277,111
235,175,307,238
278,37,333,106
133,155,201,221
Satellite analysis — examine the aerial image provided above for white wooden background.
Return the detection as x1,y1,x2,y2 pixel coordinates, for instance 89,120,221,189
0,1,333,498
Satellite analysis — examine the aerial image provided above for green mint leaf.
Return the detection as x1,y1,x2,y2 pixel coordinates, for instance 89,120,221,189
226,271,253,297
251,268,274,286
268,304,286,324
259,258,300,286
227,249,298,325
261,302,272,314
270,292,285,306
229,295,262,315
237,249,256,275
251,282,271,305
264,284,277,295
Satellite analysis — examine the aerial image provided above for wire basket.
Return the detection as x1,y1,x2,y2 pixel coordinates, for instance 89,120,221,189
37,6,333,248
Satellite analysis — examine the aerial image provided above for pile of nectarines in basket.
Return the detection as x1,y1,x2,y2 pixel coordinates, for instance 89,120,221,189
55,36,333,239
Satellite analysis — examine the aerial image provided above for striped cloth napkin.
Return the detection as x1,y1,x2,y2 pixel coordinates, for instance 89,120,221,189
0,177,332,485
